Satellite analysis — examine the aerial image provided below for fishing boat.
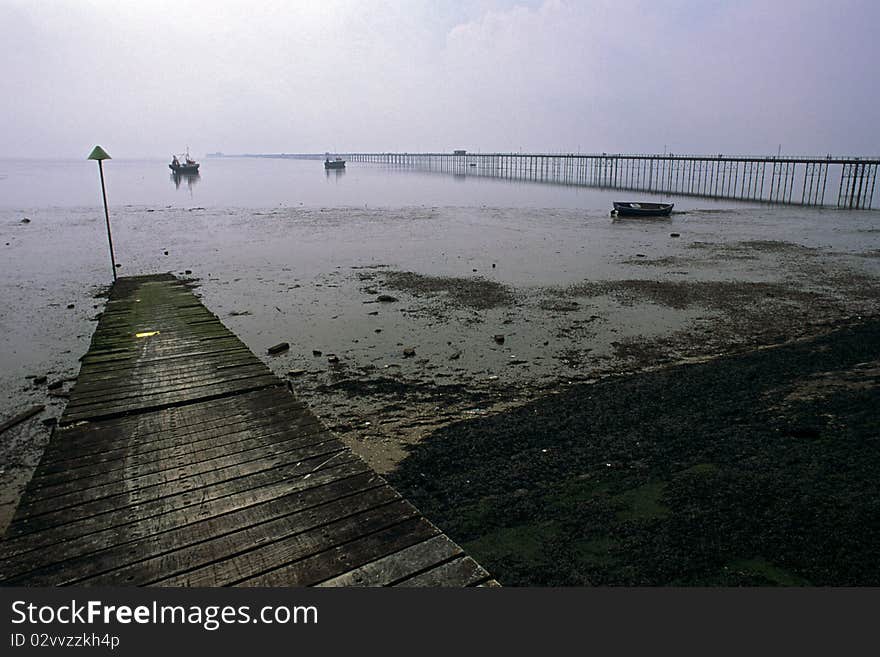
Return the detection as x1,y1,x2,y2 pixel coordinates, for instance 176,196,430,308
324,154,345,169
611,201,673,217
169,149,199,174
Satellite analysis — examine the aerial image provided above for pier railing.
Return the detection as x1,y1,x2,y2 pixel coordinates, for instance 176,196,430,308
265,152,879,209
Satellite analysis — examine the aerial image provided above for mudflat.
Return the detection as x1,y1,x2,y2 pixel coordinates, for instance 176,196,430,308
389,315,880,585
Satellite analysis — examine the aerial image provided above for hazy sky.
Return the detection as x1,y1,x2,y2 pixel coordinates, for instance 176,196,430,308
3,0,878,158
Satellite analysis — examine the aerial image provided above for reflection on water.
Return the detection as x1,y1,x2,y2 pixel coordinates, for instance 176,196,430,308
0,157,782,210
171,170,200,192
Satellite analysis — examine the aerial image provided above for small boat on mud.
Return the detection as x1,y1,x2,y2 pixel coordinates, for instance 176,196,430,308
611,201,673,217
324,155,345,169
169,149,199,174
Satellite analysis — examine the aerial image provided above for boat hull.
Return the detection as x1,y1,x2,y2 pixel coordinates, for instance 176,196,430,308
170,164,199,173
612,202,673,217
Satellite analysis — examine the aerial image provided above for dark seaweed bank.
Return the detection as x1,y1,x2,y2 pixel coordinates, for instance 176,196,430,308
388,316,880,586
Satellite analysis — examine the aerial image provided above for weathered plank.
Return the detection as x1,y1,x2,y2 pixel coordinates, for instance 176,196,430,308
29,415,323,489
393,556,492,587
0,406,44,436
2,471,384,586
20,427,335,506
0,454,365,562
245,518,444,587
14,438,346,525
152,498,420,587
314,534,463,587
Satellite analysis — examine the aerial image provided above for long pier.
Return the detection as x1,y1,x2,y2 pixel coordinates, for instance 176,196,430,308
257,151,880,208
0,274,495,587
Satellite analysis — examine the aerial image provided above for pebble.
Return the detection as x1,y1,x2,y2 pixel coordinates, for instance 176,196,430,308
403,348,416,358
493,334,505,344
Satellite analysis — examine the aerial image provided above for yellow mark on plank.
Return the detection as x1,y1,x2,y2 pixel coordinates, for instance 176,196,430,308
135,331,160,338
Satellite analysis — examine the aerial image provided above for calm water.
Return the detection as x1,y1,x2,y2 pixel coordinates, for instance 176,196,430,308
1,156,762,211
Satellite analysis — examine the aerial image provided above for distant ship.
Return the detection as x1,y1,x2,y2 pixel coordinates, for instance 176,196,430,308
169,148,200,173
324,153,345,170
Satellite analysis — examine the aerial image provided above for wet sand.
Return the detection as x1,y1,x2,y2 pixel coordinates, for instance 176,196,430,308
2,201,879,548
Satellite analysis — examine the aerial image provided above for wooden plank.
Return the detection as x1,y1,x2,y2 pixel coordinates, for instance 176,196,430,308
314,534,463,587
29,415,323,488
80,345,251,369
49,397,313,452
33,405,316,475
2,471,384,586
65,366,274,408
65,377,296,428
104,492,411,586
64,369,279,411
0,453,365,562
41,388,308,459
0,406,44,436
244,518,444,587
14,437,344,522
23,423,332,501
8,443,351,537
393,556,492,587
60,375,281,424
69,358,264,393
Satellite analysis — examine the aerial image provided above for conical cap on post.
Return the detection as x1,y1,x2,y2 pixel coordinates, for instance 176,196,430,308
87,145,112,161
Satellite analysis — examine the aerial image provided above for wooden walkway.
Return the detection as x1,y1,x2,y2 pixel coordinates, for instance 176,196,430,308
0,274,496,587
